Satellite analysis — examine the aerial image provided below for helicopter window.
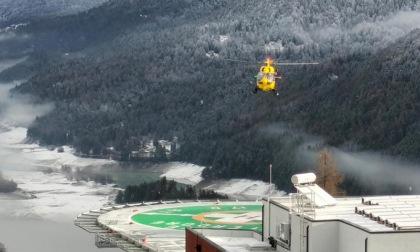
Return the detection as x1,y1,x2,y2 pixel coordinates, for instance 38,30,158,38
267,73,275,82
256,72,264,81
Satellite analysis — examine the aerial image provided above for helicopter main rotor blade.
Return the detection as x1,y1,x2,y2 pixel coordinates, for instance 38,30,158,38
271,62,319,66
218,58,259,64
215,58,319,65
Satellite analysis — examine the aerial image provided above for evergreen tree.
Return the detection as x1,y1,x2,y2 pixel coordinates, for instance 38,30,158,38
115,190,124,204
0,170,18,193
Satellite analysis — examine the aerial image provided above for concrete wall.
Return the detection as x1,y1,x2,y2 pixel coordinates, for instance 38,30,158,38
369,232,420,252
310,220,420,252
185,228,222,252
337,222,368,252
264,200,340,252
309,221,339,252
290,214,304,252
263,199,291,241
263,202,363,252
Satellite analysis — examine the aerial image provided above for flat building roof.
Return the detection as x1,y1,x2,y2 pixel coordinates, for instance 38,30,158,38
268,195,420,232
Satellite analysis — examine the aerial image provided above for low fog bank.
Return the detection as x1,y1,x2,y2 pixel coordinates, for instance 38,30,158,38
331,149,420,194
297,144,420,195
0,57,27,72
263,122,420,195
297,143,420,194
0,59,55,172
306,10,420,54
0,57,53,128
0,82,54,128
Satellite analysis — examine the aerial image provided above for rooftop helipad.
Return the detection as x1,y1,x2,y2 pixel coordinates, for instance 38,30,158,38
131,203,262,231
91,201,262,251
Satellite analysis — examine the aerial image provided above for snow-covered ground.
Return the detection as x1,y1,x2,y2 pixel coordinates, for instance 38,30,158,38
202,178,284,200
0,125,121,252
0,126,115,170
160,161,285,200
0,126,118,221
159,162,205,185
0,171,116,221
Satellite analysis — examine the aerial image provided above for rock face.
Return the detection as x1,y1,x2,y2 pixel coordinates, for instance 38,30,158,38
0,0,108,25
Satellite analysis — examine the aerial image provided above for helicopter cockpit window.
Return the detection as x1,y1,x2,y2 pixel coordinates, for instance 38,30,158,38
267,73,275,82
256,72,264,81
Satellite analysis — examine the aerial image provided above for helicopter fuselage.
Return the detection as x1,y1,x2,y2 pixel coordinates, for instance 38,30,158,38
256,63,276,91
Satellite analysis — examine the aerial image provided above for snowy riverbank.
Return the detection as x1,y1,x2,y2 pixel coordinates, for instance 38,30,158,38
159,161,285,200
1,125,284,206
0,125,122,252
160,163,285,200
0,126,119,220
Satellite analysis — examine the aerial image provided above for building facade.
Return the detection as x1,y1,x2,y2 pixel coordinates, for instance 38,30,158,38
262,173,420,252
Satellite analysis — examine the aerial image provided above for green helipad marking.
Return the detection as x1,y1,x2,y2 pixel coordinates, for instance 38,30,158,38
131,204,262,231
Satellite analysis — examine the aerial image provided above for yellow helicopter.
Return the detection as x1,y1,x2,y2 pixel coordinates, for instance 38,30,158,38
221,57,319,95
253,57,319,95
253,57,280,95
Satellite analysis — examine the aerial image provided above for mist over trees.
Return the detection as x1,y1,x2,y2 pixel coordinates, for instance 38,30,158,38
0,170,17,193
1,0,420,194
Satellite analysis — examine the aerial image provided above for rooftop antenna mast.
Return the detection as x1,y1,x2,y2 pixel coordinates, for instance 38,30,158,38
268,163,272,237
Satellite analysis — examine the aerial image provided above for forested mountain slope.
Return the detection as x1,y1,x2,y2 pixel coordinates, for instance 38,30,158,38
2,0,420,193
0,0,108,26
289,29,420,157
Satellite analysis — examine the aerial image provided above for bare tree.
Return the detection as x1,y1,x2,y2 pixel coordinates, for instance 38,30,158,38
315,148,344,196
